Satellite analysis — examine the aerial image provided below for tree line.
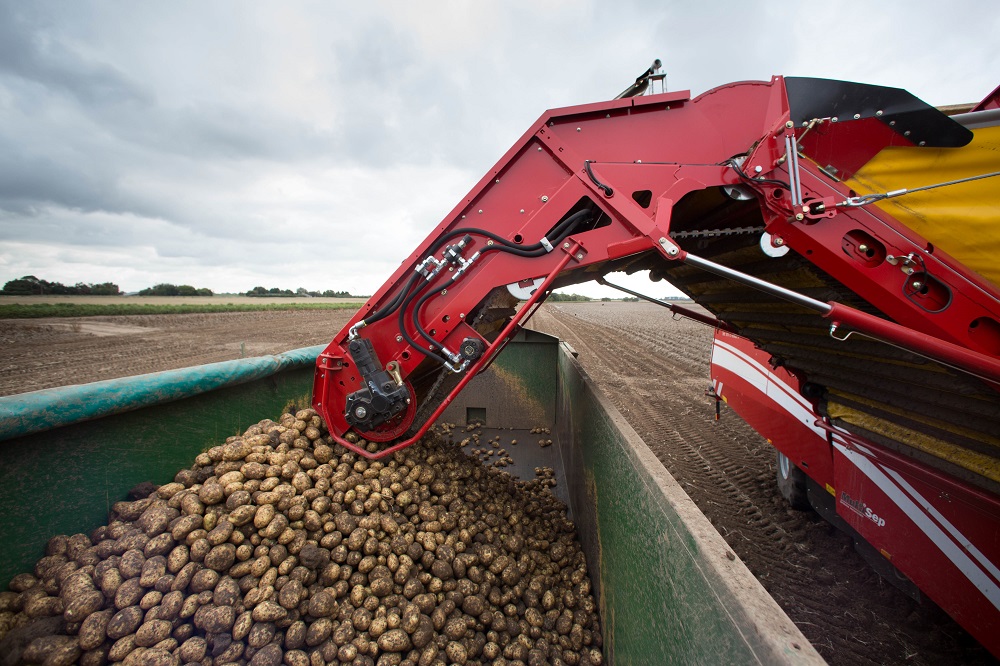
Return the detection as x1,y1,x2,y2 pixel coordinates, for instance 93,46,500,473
245,287,356,298
1,276,362,298
1,275,120,295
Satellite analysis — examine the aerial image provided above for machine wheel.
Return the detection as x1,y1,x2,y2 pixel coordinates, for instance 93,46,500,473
776,451,810,510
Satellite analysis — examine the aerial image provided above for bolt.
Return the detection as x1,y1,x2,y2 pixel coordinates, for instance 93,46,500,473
355,406,368,419
541,195,549,202
858,244,869,253
487,240,494,246
576,253,583,259
904,130,911,137
478,209,483,214
605,114,610,118
576,127,582,132
395,335,403,342
918,141,926,146
537,146,542,151
774,237,784,246
495,179,500,184
876,110,883,116
459,313,465,319
854,113,861,120
832,116,838,123
519,209,525,214
667,247,678,256
563,242,570,248
795,213,805,221
785,121,794,128
905,267,914,275
912,281,924,290
889,120,896,126
441,289,447,295
754,165,763,173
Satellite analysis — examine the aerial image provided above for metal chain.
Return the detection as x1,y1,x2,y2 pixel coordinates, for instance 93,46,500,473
671,226,765,239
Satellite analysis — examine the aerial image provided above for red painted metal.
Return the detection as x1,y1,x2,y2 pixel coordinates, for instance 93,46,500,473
315,74,999,452
711,332,1000,658
973,82,1000,112
317,246,577,459
313,82,780,450
824,302,1000,384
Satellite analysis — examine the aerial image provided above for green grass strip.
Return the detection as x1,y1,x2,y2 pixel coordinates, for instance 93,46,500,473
0,302,360,319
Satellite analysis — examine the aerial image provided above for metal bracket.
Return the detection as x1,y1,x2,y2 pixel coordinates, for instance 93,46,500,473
886,253,920,276
560,239,587,262
657,236,683,260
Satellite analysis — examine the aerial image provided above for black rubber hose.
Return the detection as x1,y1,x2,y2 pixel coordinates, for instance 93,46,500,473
363,272,421,327
396,277,451,366
363,208,593,349
408,212,591,352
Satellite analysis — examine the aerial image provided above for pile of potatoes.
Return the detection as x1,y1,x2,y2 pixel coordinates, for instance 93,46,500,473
0,410,602,666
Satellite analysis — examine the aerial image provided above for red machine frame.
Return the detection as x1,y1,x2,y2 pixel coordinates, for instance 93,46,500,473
313,74,1000,656
314,76,1000,454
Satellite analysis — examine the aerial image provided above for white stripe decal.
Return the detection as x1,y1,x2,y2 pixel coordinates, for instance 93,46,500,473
714,339,813,412
710,344,829,441
836,445,1000,611
882,467,1000,587
712,337,1000,610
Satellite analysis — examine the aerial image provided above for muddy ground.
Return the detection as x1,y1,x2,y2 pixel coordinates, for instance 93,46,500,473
0,304,995,664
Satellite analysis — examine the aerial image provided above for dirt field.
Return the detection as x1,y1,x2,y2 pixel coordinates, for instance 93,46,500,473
0,304,995,664
0,309,356,395
0,295,366,305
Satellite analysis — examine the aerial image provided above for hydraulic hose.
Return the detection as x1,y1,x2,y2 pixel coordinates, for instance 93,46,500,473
361,209,592,334
408,210,592,354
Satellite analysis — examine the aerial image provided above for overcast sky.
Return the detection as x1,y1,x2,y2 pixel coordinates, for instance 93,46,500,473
1,1,997,298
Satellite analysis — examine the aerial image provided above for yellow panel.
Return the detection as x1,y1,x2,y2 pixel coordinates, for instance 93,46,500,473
827,398,1000,485
845,125,1000,291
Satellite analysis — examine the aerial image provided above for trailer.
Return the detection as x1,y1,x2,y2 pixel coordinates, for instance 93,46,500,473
0,337,823,664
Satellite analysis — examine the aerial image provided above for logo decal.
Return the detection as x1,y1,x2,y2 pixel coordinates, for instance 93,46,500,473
840,491,886,528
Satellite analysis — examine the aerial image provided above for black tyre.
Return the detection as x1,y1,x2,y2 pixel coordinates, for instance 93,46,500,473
776,451,810,510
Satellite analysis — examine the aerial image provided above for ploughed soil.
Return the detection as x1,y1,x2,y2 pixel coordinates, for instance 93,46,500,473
1,304,996,665
0,310,355,396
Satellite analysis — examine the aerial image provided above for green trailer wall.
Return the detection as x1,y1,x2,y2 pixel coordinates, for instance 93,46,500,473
554,347,821,664
0,348,321,587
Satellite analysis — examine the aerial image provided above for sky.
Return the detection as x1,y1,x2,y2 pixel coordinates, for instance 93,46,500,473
1,1,997,299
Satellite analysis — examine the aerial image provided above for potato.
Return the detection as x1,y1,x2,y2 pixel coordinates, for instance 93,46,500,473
0,417,604,666
23,635,80,666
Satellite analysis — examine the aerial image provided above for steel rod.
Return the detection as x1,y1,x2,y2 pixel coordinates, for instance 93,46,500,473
681,252,832,313
597,277,737,332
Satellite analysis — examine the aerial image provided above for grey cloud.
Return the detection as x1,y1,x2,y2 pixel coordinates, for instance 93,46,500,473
0,4,150,106
0,0,997,297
